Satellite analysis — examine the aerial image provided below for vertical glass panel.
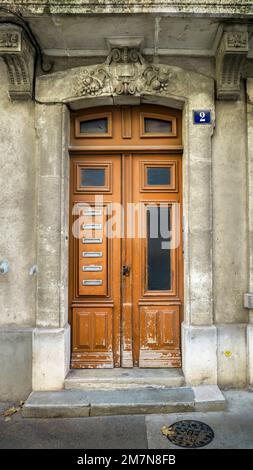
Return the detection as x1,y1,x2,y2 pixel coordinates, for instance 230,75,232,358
80,168,105,186
80,118,108,134
144,117,172,134
147,167,171,185
147,206,171,291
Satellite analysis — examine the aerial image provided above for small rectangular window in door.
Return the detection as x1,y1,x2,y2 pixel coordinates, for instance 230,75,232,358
147,167,171,185
140,112,177,137
80,118,108,135
146,205,171,291
140,161,178,192
75,112,112,138
81,168,105,187
144,118,172,134
75,162,112,193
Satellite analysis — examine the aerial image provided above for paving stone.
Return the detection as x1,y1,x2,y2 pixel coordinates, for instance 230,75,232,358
193,385,226,411
0,414,148,449
23,386,227,418
23,390,90,418
88,387,195,416
0,402,13,415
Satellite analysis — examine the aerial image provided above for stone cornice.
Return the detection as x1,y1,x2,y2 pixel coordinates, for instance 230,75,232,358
0,1,253,17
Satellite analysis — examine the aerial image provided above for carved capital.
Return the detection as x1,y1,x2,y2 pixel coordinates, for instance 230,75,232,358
106,47,145,66
0,24,35,100
216,31,249,100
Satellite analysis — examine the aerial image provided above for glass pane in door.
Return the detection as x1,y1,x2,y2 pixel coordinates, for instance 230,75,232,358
147,206,171,291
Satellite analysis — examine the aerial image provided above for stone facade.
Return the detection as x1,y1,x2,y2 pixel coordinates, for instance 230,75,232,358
0,1,253,399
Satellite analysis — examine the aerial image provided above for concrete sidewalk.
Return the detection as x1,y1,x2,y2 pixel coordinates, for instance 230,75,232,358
0,390,252,449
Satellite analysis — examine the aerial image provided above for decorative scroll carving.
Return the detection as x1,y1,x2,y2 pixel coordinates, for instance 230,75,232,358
78,46,174,98
106,47,145,65
0,24,35,100
216,31,249,100
114,75,137,96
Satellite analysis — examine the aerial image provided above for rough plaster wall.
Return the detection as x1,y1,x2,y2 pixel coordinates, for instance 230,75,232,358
0,60,36,326
212,86,248,324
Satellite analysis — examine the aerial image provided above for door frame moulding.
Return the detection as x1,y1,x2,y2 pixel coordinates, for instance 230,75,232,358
33,57,217,389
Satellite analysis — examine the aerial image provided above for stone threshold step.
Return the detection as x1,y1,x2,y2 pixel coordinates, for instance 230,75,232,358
64,368,185,390
23,385,226,418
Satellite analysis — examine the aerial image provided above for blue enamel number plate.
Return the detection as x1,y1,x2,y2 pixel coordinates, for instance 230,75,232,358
193,110,211,124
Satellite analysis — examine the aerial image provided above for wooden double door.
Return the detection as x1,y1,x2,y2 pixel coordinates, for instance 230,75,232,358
69,105,183,368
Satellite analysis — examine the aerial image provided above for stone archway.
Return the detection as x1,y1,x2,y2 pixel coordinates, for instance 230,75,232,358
32,48,217,390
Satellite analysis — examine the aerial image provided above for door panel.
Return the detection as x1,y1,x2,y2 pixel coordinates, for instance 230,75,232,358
78,207,108,296
130,154,182,367
139,306,180,367
69,155,121,368
69,105,183,369
72,307,113,368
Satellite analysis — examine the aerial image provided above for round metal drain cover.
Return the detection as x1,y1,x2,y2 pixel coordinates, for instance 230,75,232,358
166,420,214,448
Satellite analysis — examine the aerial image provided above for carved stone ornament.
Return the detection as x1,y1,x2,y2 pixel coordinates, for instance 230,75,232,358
0,24,35,100
216,31,249,100
143,66,173,93
0,31,20,50
106,46,146,66
77,46,175,98
78,68,110,96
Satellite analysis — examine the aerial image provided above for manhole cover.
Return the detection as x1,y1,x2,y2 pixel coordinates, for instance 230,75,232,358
165,420,214,448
